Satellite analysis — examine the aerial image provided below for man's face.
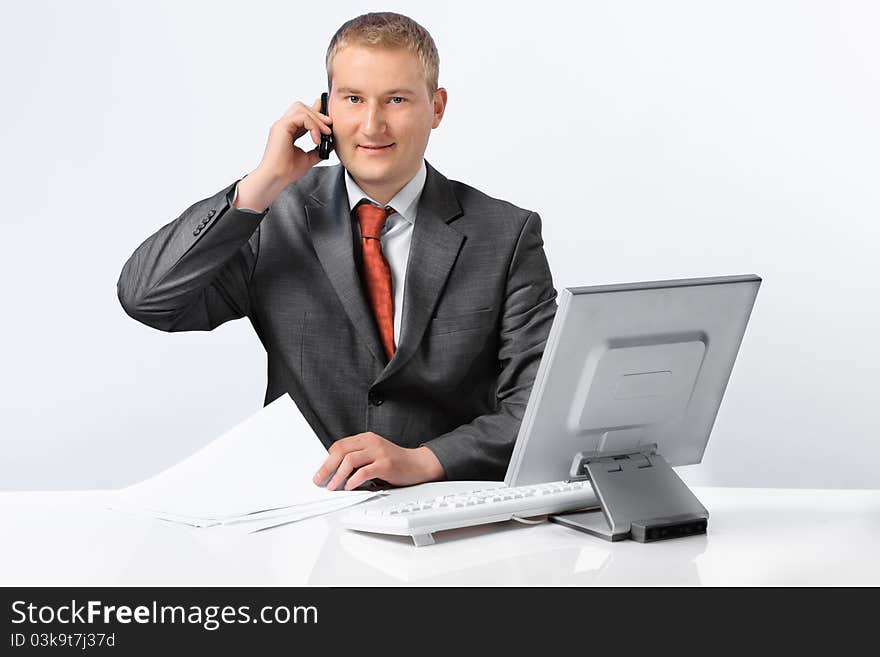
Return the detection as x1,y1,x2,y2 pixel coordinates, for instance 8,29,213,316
328,45,446,196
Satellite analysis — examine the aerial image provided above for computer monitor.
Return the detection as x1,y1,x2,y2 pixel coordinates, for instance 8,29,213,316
504,274,761,542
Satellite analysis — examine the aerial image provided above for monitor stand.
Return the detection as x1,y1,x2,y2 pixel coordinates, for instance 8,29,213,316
549,445,708,542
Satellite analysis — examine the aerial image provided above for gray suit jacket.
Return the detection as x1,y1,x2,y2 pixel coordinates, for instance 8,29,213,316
117,161,557,480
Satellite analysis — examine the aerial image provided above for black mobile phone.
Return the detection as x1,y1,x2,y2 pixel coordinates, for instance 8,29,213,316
319,92,333,160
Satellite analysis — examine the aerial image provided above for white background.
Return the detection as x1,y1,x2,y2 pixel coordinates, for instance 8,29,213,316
1,0,877,490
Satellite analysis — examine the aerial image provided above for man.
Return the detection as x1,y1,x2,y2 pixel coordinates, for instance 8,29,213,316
117,12,556,491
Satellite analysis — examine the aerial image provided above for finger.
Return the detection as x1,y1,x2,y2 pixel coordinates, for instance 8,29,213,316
305,98,332,127
282,101,311,124
276,116,307,144
304,113,332,133
333,433,369,451
303,118,331,146
281,102,331,135
312,434,366,484
313,443,351,485
313,451,343,486
294,116,326,146
326,450,372,491
344,464,380,491
311,97,333,123
282,100,301,117
306,113,333,132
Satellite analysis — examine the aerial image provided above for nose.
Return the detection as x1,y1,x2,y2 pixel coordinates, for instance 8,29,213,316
362,102,387,137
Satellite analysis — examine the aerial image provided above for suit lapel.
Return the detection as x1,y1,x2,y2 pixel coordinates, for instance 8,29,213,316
374,161,464,385
305,161,465,382
306,165,386,366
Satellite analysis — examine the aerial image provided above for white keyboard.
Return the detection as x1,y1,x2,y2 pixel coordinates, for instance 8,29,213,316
340,480,599,546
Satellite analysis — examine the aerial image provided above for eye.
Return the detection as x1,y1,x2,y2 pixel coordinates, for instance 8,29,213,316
346,96,361,104
390,97,405,104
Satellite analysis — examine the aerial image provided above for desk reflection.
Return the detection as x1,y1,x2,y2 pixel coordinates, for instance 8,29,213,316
307,516,707,586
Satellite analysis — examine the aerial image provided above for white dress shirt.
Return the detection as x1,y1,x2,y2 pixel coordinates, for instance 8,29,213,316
232,159,427,346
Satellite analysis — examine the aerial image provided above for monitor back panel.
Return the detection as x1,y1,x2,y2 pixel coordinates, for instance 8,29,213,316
505,275,761,487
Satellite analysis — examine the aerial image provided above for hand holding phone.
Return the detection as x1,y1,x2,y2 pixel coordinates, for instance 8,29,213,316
236,97,334,211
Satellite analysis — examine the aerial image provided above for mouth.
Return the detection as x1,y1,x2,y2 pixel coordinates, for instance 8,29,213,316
358,143,395,153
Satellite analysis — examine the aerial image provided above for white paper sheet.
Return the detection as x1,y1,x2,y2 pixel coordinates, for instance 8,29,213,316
111,394,380,525
220,495,386,534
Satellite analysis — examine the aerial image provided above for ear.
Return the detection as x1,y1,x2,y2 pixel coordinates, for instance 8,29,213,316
431,88,448,129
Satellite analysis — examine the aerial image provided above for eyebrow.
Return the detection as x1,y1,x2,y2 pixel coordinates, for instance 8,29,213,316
336,87,417,96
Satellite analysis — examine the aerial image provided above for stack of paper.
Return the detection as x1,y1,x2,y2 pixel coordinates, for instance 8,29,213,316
111,394,382,532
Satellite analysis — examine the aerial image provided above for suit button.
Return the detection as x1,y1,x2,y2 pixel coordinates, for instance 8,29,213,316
193,228,201,236
368,393,384,406
207,209,216,218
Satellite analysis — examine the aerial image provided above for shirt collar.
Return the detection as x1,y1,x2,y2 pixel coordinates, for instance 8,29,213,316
344,159,427,225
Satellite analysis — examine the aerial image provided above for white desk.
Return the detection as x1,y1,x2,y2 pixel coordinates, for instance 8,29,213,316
1,483,878,586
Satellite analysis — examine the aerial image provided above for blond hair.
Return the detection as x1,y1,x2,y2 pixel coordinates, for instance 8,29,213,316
325,12,440,97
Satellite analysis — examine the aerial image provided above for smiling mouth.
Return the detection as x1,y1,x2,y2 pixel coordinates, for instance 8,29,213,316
359,144,395,151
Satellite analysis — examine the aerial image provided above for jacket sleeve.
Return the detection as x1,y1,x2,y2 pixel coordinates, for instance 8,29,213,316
117,180,268,332
421,211,558,480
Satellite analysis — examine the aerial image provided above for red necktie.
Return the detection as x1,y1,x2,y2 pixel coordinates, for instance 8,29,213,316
356,202,396,361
